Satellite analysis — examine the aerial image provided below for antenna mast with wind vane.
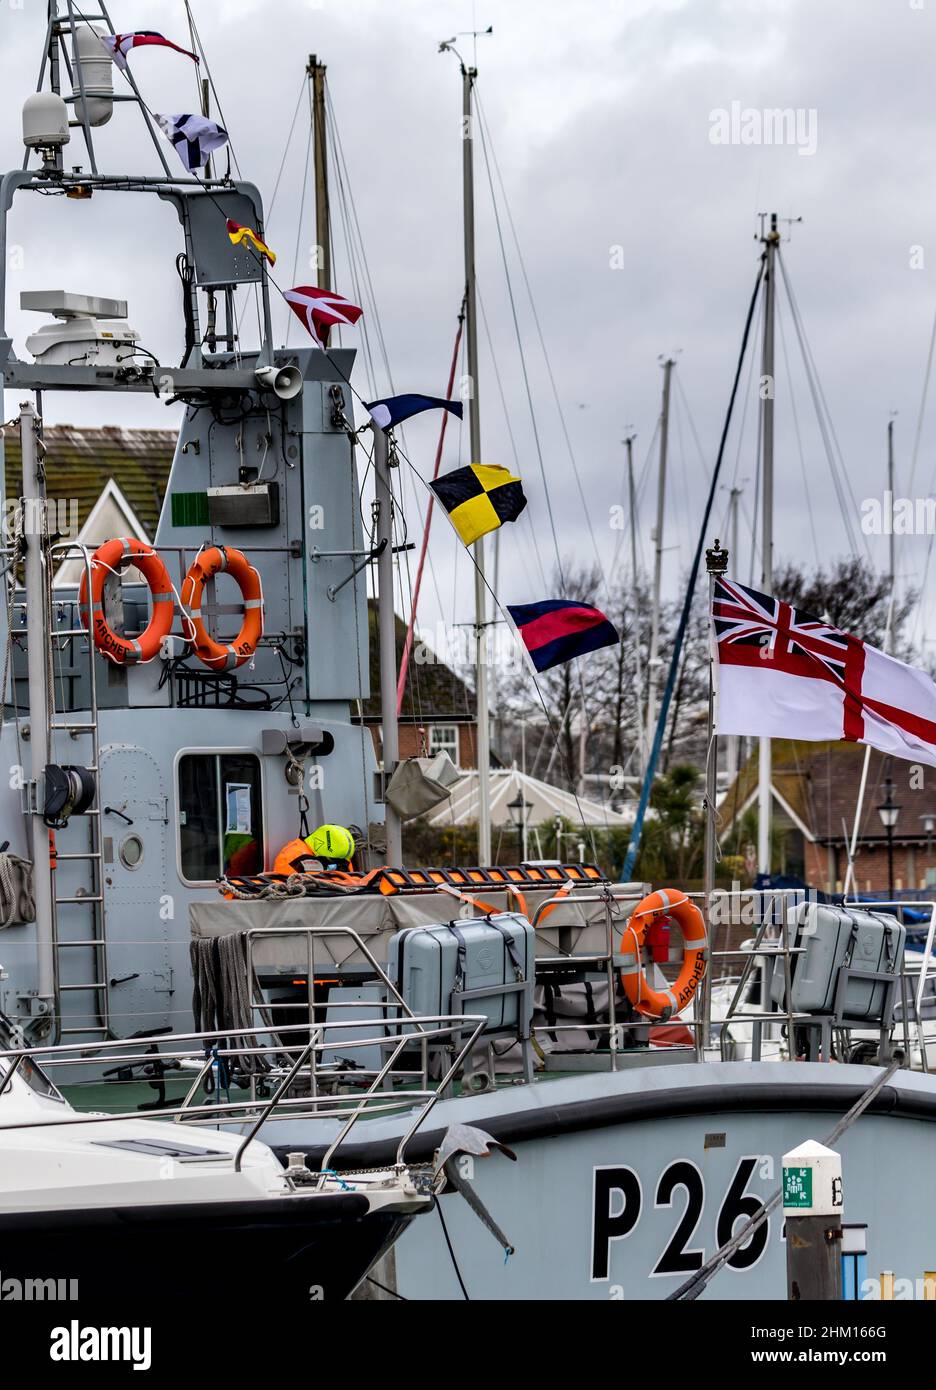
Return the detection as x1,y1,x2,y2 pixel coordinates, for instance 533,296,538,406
440,27,493,863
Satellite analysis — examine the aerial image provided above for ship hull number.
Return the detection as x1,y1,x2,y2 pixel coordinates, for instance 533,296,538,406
591,1157,769,1281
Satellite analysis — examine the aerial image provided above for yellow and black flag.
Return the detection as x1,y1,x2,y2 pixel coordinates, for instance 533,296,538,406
430,464,527,547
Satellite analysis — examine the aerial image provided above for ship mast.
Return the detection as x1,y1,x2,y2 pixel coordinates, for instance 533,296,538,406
757,213,779,877
438,42,492,863
462,62,492,862
19,402,55,1016
307,53,332,351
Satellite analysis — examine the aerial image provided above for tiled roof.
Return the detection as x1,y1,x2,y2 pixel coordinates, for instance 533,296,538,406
3,425,176,538
362,600,477,721
720,739,936,844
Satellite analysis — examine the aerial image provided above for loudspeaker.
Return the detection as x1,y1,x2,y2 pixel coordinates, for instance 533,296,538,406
255,363,302,400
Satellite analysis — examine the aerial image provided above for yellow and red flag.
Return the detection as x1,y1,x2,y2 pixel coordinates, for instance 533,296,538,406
226,219,276,266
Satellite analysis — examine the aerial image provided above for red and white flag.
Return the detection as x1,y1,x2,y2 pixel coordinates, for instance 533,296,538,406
102,32,199,73
713,577,936,768
283,286,363,348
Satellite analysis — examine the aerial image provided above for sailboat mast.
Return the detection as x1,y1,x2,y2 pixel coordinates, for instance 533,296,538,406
646,358,674,754
625,433,644,775
887,416,895,593
461,61,492,863
757,213,779,876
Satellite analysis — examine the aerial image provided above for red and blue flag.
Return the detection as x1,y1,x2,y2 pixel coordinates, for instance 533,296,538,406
506,599,619,673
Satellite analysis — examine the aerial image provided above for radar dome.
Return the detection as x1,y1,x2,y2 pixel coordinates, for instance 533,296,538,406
22,92,70,150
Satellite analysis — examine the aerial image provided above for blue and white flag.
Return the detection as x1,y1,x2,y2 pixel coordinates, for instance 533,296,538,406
365,393,463,431
155,113,228,173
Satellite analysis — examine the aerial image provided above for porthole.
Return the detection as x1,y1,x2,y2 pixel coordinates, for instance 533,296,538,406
118,834,144,870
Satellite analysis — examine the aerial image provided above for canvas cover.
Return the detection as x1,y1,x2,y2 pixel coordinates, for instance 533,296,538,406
189,883,649,972
384,752,462,820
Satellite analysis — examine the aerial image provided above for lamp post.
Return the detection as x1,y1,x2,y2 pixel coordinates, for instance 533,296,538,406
507,791,532,864
920,812,935,890
877,777,901,899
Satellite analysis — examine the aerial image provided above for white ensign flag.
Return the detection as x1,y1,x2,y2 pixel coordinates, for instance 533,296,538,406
713,577,936,768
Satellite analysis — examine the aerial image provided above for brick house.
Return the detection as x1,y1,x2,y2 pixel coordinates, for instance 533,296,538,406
719,739,936,893
359,602,479,770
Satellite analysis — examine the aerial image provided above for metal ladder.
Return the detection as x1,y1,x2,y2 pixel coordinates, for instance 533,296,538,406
46,541,110,1040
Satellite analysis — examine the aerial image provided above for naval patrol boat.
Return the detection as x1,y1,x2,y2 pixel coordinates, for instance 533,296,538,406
3,5,936,1302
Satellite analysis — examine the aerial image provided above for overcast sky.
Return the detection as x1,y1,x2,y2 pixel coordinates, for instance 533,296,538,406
3,0,936,656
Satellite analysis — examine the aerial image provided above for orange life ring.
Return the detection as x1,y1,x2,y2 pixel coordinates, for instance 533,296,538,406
620,888,708,1019
79,537,174,665
181,545,263,670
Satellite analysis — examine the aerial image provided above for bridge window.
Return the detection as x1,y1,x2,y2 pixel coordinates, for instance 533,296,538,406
178,753,263,882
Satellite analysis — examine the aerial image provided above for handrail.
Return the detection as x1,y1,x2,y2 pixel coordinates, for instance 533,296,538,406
0,1012,487,1172
244,924,420,1026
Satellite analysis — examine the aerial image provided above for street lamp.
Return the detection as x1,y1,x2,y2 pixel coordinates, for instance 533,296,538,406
507,791,532,863
877,777,901,899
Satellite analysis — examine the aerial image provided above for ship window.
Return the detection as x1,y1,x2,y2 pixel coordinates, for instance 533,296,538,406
178,753,263,882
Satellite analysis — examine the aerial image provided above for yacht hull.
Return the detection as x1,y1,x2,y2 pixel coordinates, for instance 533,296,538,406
0,1192,414,1302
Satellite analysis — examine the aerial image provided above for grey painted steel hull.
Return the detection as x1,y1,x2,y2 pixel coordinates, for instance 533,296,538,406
243,1061,936,1300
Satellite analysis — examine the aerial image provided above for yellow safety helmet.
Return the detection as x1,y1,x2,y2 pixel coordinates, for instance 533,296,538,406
304,824,355,863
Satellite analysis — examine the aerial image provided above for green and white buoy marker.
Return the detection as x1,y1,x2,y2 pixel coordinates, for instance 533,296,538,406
782,1139,844,1217
782,1140,845,1300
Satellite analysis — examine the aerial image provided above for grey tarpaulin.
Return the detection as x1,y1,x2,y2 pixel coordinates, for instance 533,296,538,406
189,885,648,972
384,751,462,821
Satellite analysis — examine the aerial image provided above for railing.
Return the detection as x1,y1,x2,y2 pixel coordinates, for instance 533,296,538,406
527,886,936,1072
709,892,936,1070
242,922,499,1092
0,1011,486,1173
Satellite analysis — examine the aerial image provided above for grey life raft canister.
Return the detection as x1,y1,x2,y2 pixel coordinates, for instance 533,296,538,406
770,902,906,1022
388,911,535,1035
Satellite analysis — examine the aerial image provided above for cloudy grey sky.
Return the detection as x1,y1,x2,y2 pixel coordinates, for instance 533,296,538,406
3,0,936,655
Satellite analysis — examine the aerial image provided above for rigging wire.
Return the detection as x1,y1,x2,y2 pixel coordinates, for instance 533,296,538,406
622,257,766,878
610,419,660,581
776,249,870,561
473,86,564,590
266,76,308,226
908,301,936,497
776,299,821,568
477,284,549,592
475,87,609,598
100,25,599,837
